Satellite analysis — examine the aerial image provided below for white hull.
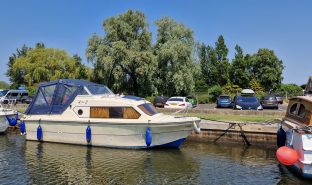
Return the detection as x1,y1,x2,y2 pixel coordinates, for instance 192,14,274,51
24,120,196,148
283,122,312,178
0,115,9,133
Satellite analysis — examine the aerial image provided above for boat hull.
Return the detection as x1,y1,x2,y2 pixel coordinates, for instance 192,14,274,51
282,123,312,178
24,120,195,149
0,115,9,133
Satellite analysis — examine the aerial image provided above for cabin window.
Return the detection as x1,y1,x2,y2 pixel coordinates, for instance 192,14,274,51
90,107,140,119
109,107,123,118
138,103,157,116
298,104,306,118
289,103,298,115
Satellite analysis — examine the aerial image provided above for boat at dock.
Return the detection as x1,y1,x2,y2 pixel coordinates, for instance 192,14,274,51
277,76,312,178
0,105,18,133
21,79,200,149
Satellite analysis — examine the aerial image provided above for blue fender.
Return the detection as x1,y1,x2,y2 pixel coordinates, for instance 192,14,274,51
86,126,91,143
6,112,18,126
37,125,42,141
277,126,286,147
145,127,152,147
19,121,26,134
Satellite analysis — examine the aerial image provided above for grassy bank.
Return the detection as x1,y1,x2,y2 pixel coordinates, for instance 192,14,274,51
172,113,281,123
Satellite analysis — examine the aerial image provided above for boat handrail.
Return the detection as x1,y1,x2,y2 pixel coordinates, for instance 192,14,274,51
171,106,189,117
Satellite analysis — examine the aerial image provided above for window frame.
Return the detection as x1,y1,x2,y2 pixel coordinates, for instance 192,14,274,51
90,106,141,119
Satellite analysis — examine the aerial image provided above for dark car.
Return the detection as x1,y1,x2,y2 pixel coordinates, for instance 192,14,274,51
186,95,197,107
24,96,33,104
216,95,232,108
153,96,168,108
260,95,279,109
275,95,283,104
233,95,263,110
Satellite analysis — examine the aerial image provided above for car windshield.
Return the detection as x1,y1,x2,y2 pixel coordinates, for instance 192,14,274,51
238,96,258,103
168,98,183,102
0,90,9,97
219,96,230,99
264,96,276,100
87,85,114,95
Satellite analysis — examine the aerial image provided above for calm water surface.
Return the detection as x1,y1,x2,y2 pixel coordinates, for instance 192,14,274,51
0,133,310,185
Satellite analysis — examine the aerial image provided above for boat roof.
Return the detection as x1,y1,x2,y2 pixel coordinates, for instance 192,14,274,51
289,95,312,103
25,79,113,115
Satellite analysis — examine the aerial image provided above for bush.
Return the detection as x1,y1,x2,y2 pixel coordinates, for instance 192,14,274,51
208,85,223,102
145,96,155,103
277,84,303,98
197,94,209,104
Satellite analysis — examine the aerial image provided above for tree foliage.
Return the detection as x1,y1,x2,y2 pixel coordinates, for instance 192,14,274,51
154,17,195,96
199,35,230,87
249,78,264,96
7,44,88,86
0,81,10,89
278,84,303,97
250,49,284,91
86,10,155,96
229,45,250,88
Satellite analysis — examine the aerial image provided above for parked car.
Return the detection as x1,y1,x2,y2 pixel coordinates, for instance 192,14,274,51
216,95,233,108
273,94,283,104
233,95,263,110
153,96,168,108
164,97,192,109
186,95,197,107
260,95,279,109
0,89,29,104
24,95,33,104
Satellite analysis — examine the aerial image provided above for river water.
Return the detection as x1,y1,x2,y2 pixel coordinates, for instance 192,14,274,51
0,133,310,185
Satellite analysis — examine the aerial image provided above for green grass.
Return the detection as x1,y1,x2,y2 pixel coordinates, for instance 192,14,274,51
175,113,281,123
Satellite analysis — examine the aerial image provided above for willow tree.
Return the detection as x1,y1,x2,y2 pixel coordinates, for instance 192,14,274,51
9,44,88,86
154,17,195,96
86,10,156,96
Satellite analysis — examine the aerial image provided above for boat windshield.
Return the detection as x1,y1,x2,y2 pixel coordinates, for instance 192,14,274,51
138,103,158,116
87,85,114,95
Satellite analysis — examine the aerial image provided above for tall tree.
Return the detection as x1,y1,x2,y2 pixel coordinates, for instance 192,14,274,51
251,49,284,91
229,45,250,88
9,45,88,86
199,35,230,87
6,44,31,86
86,10,155,96
214,35,230,86
154,17,195,96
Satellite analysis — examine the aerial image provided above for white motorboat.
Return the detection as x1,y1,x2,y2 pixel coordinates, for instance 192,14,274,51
21,79,200,149
276,76,312,178
0,105,18,133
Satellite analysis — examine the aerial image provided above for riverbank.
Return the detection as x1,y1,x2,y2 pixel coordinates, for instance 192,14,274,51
188,119,278,146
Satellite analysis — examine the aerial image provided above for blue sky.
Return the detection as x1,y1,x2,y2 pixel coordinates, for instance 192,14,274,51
0,0,311,85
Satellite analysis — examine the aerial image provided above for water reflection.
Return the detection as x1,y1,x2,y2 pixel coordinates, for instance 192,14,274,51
1,134,312,185
24,141,199,184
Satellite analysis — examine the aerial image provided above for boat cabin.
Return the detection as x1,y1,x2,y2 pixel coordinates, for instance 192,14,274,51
285,96,312,126
25,79,114,115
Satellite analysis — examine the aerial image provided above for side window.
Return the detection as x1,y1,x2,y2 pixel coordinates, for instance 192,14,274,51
90,107,109,118
289,103,298,115
90,107,140,119
109,107,123,118
298,104,306,118
123,107,141,119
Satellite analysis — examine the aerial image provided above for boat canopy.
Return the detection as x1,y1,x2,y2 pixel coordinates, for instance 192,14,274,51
25,79,113,115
